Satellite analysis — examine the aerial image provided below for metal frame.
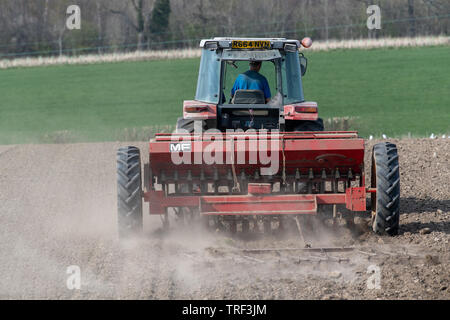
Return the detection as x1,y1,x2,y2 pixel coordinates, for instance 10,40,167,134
143,189,366,216
144,131,369,217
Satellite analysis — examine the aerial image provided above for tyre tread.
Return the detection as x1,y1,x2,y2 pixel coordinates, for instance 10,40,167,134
116,146,143,238
372,142,400,236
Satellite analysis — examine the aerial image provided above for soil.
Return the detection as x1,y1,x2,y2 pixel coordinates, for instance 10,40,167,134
0,138,448,299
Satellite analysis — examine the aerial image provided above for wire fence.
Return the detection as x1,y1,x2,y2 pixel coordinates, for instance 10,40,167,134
1,36,447,70
0,13,449,59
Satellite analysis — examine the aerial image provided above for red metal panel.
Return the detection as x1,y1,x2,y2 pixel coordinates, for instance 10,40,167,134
144,187,368,215
200,194,317,215
345,187,366,211
316,193,346,204
153,131,359,141
248,183,272,194
149,134,364,178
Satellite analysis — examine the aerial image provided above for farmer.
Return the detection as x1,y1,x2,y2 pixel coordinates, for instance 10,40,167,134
231,61,271,103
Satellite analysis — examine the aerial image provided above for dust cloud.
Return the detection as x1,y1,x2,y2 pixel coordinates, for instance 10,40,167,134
0,139,448,299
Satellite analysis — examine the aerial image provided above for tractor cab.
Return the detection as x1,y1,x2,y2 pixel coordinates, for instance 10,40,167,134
178,37,322,132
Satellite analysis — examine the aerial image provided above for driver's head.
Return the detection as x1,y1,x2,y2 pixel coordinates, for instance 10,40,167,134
249,61,262,72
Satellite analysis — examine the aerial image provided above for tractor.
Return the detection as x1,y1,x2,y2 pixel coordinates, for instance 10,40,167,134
116,37,400,239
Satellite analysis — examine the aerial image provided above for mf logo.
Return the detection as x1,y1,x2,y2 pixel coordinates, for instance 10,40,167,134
170,143,192,152
66,5,81,30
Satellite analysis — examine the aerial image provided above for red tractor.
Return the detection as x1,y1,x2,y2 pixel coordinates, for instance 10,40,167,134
116,37,400,239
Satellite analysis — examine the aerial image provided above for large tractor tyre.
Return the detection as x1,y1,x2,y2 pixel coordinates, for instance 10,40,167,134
116,146,143,238
293,118,324,132
371,142,400,236
176,118,208,133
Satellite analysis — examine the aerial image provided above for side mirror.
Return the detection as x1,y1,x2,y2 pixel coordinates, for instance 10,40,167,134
299,53,307,76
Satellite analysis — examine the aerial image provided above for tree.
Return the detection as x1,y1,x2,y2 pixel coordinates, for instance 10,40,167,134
110,0,150,50
149,0,171,45
1,0,449,57
407,0,416,37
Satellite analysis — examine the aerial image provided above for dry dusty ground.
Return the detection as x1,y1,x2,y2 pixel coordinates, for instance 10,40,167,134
0,138,448,300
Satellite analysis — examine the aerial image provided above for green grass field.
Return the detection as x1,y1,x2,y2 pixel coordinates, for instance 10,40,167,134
0,45,449,144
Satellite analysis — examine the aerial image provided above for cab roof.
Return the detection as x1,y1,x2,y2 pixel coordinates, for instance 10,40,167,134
199,37,301,49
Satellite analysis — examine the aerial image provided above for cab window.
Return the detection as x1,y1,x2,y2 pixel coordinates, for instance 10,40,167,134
222,60,277,103
281,51,305,104
195,49,221,104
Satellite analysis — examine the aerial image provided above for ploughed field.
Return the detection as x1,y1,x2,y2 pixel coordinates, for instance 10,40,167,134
0,138,448,299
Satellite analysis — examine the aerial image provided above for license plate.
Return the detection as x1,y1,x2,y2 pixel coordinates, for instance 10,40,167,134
231,40,271,49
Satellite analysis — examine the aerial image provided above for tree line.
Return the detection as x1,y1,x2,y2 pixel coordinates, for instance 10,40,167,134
0,0,448,57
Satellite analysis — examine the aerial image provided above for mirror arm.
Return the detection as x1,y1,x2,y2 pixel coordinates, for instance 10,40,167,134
299,52,308,76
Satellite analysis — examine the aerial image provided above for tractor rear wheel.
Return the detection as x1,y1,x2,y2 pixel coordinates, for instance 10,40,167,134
293,118,324,132
371,142,400,236
116,146,143,238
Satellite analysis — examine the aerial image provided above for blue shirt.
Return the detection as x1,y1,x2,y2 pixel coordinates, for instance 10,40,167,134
231,70,271,99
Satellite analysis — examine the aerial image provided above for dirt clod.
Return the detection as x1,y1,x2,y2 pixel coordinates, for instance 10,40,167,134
425,255,440,266
329,271,342,279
